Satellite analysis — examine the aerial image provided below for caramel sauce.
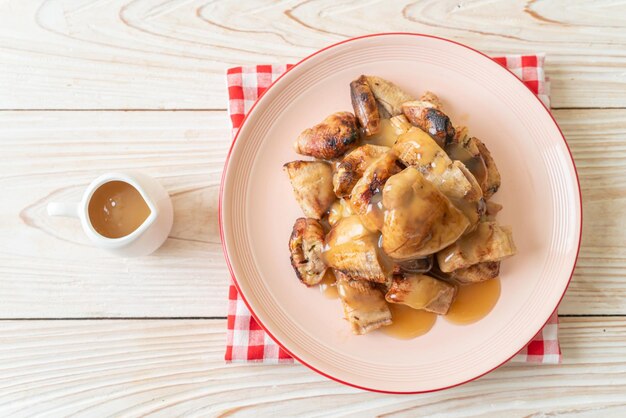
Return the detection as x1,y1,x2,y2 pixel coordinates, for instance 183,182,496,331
457,222,495,257
363,119,398,147
88,181,150,239
394,128,448,176
389,115,411,135
386,274,451,310
323,216,393,278
381,167,469,259
324,215,371,248
328,199,354,226
449,196,482,230
318,123,504,335
319,270,339,299
381,304,437,339
395,256,433,274
336,278,385,312
445,278,501,324
375,235,395,276
392,128,484,230
438,222,497,267
363,191,385,231
445,142,487,187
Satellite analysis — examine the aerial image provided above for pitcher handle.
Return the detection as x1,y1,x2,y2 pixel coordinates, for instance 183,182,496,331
47,202,80,218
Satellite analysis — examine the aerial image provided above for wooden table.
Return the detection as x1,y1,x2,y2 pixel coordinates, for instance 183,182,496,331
1,1,625,415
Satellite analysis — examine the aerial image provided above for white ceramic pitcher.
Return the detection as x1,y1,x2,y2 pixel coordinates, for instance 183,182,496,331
47,171,173,257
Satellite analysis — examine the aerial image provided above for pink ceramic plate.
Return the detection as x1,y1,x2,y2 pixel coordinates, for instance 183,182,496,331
220,33,582,393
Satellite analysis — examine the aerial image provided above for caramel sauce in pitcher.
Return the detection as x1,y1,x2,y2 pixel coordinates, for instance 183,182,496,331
88,181,151,239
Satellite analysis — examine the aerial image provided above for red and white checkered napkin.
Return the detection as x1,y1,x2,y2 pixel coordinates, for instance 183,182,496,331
225,55,561,364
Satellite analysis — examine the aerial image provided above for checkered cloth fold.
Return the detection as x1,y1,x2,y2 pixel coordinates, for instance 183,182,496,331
225,55,561,364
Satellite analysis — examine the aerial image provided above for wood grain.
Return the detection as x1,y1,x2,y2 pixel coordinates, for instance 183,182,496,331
1,0,624,110
0,108,623,317
559,109,626,316
0,317,622,416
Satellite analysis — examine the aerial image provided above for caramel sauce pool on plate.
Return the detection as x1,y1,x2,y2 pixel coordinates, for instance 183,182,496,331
445,278,501,324
381,303,437,339
317,273,500,338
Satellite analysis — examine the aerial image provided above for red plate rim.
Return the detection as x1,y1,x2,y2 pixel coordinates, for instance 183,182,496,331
218,32,583,394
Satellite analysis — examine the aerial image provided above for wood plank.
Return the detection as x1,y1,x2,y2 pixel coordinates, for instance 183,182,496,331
0,317,623,416
1,0,625,110
0,109,623,317
559,109,626,315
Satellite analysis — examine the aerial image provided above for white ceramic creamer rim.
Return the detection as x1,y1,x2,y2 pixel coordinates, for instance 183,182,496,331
81,172,158,248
